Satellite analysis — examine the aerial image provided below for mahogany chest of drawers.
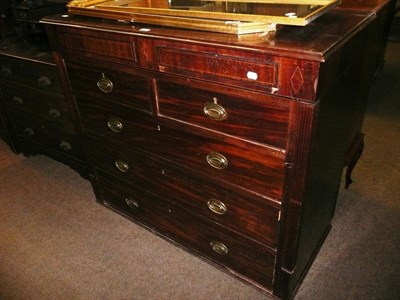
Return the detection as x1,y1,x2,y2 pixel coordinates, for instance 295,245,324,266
40,8,380,299
0,35,86,176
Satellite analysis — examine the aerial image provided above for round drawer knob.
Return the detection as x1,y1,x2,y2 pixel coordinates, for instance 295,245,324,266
97,73,113,93
37,76,52,88
115,159,129,173
206,152,228,170
125,198,139,209
24,127,35,136
203,102,228,121
59,141,72,152
12,96,24,105
207,199,227,215
210,241,229,255
107,118,123,133
48,108,61,119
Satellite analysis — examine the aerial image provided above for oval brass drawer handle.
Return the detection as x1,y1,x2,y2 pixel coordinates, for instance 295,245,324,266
37,76,52,88
203,102,228,121
210,241,229,255
12,96,24,105
125,197,139,209
107,118,123,133
115,159,129,173
97,73,113,93
48,108,61,119
60,141,72,152
207,199,227,215
206,152,228,169
24,127,35,136
1,66,12,78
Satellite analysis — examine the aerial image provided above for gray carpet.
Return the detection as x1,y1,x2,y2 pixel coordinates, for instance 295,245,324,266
1,42,399,299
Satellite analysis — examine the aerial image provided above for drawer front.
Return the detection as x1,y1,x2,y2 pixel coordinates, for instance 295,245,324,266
0,56,62,93
12,113,82,159
152,124,285,199
151,41,278,92
84,120,284,196
137,38,321,101
96,171,276,289
156,77,290,149
148,166,281,248
3,88,73,130
81,130,280,246
57,27,138,66
76,93,156,140
66,60,152,113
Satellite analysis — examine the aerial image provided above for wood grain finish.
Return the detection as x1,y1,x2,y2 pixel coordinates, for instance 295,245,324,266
66,59,153,113
40,5,386,298
156,76,290,149
56,26,138,65
97,170,277,289
85,135,281,248
140,38,321,101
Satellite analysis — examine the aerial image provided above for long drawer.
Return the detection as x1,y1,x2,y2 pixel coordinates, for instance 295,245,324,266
84,136,281,247
79,96,285,199
96,170,276,289
155,76,291,149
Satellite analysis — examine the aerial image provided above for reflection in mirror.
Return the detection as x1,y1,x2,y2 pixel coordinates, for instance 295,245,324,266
66,0,340,34
168,0,323,19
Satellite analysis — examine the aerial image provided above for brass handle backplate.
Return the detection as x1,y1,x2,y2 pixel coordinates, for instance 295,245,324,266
24,127,35,136
1,67,12,78
59,141,72,152
48,108,61,119
203,102,228,121
210,241,229,255
206,152,228,169
97,73,113,93
107,118,123,133
37,76,52,88
115,159,129,173
12,96,24,105
125,198,139,209
207,199,227,215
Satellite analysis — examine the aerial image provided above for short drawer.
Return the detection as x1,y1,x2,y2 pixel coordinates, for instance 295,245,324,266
76,93,156,141
3,88,73,130
96,171,276,289
66,60,152,113
0,56,62,92
57,27,138,66
156,77,290,149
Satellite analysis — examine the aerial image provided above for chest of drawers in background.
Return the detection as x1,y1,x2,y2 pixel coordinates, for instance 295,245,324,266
0,36,87,177
42,9,377,299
